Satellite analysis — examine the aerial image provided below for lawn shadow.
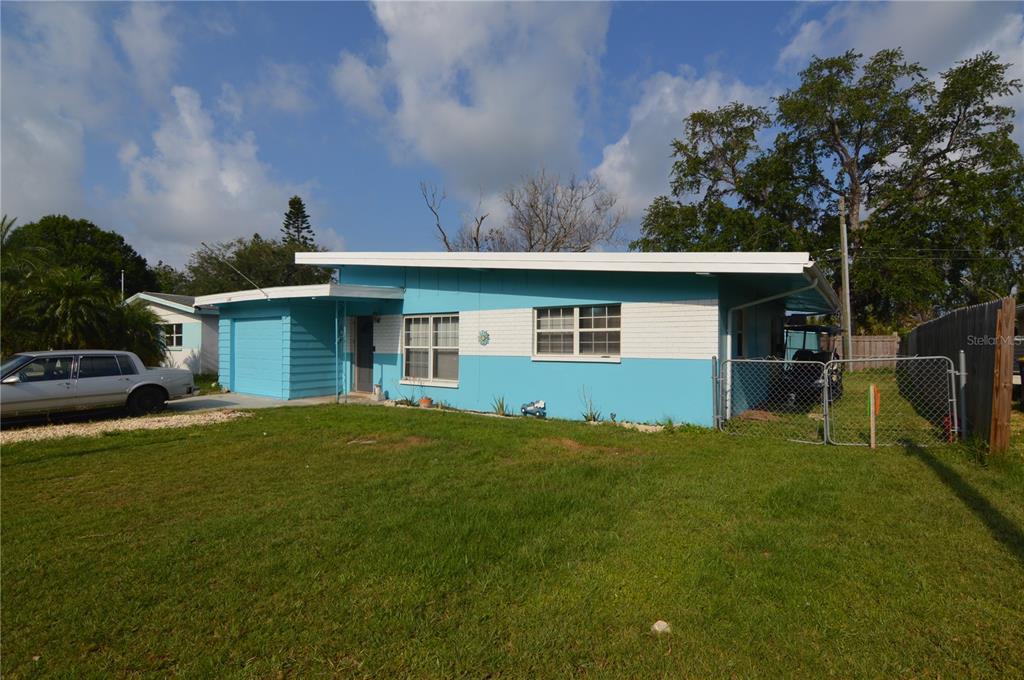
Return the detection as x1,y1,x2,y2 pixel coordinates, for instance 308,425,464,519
904,442,1024,568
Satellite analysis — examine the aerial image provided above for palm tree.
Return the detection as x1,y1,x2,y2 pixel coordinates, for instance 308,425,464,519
110,301,166,365
30,267,110,350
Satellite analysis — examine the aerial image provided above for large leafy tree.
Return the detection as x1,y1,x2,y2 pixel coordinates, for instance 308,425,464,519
633,49,1023,331
1,215,165,361
182,233,330,296
4,215,157,296
0,264,165,362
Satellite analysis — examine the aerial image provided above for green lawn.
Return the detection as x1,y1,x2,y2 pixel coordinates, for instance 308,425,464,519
3,405,1023,678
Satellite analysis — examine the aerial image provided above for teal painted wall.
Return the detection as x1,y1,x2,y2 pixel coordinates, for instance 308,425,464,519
382,355,713,425
339,266,718,312
180,321,202,349
217,317,231,389
287,302,340,399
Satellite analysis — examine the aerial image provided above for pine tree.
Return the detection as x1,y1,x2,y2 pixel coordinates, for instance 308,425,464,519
281,196,316,249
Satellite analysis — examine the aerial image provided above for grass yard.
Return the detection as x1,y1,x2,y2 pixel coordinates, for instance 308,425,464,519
3,405,1023,678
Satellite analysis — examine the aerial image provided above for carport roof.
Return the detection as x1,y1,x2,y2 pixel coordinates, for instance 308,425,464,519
194,283,404,306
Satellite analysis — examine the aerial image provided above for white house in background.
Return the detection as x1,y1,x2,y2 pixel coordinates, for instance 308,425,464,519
126,292,219,374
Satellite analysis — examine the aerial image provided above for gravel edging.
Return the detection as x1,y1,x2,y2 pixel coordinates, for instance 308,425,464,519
1,410,252,445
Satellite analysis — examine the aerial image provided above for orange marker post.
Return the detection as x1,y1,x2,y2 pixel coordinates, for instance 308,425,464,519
869,383,878,449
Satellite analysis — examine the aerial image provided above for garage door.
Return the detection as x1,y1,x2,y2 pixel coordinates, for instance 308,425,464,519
231,317,284,398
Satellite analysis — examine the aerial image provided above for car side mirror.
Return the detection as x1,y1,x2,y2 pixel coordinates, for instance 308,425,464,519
2,374,20,385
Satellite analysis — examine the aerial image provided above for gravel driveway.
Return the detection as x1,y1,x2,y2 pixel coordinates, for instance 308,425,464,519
1,410,251,445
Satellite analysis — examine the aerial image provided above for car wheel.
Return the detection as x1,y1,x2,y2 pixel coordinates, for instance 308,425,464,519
127,386,166,416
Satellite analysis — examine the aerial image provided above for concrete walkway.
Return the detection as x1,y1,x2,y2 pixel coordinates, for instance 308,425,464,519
167,392,382,413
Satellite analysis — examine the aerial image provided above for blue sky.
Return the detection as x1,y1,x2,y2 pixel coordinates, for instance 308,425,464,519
2,1,1021,266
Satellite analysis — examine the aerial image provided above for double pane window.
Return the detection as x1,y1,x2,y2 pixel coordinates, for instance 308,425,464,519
404,314,459,382
535,304,621,357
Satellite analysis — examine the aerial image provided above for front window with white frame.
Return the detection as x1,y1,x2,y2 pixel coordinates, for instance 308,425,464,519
162,323,183,348
534,304,621,359
403,313,459,383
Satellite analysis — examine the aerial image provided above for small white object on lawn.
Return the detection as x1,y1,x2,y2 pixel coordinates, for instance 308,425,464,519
651,620,671,635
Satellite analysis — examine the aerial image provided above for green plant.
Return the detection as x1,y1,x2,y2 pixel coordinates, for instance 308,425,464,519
492,395,511,417
580,387,602,422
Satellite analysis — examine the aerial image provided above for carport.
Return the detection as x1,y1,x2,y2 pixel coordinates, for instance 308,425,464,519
195,283,404,400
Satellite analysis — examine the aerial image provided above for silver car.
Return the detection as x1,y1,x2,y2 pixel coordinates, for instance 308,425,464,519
0,350,195,418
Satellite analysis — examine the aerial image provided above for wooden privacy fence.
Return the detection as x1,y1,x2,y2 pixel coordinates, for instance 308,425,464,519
901,296,1015,452
827,335,901,369
848,335,900,369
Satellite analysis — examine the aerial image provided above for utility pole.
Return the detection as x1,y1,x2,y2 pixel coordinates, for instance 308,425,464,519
838,196,853,360
120,269,125,302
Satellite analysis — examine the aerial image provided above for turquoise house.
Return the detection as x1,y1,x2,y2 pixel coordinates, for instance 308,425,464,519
194,252,837,425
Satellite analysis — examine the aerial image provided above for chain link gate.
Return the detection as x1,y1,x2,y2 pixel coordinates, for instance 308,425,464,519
717,358,832,444
716,356,958,446
824,356,958,446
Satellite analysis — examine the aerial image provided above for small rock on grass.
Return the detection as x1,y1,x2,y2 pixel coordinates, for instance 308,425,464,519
651,620,671,635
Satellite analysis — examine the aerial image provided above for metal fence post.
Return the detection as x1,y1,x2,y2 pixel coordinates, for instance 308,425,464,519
711,355,719,430
958,349,967,440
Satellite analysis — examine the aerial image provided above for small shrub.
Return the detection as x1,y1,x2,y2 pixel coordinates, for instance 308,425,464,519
580,388,602,422
492,395,511,417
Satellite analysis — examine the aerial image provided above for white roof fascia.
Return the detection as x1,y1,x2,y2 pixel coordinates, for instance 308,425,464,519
194,283,404,306
125,292,198,315
295,251,813,275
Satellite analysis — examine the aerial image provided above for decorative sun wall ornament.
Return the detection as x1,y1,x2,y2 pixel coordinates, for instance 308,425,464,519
478,330,490,346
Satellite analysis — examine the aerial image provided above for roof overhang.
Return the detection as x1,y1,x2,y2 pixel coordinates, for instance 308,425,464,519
295,251,816,275
798,264,840,313
194,283,405,306
125,292,201,315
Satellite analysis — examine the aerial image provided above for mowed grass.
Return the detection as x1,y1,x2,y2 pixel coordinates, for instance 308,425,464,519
3,405,1024,678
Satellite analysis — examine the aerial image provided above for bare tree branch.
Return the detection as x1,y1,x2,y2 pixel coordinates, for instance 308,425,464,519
420,182,454,252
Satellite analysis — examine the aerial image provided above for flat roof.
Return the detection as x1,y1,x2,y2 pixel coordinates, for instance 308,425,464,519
295,251,816,275
194,283,405,306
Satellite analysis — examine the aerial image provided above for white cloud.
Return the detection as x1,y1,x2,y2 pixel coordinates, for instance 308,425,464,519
114,3,178,104
593,69,767,218
0,3,123,222
777,19,826,69
331,51,386,117
249,62,315,114
332,2,610,199
118,86,326,263
217,83,244,122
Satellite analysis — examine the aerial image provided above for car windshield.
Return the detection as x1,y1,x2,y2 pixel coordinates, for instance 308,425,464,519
1,354,32,377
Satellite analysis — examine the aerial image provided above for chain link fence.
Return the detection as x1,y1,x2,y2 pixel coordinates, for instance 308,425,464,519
824,357,958,446
717,356,957,447
718,359,830,444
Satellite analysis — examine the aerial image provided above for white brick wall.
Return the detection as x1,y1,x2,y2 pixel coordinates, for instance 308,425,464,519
453,300,718,359
459,308,534,356
620,299,718,359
